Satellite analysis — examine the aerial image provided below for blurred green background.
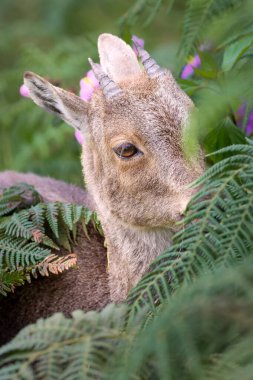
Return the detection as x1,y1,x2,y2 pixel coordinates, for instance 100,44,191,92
0,0,184,186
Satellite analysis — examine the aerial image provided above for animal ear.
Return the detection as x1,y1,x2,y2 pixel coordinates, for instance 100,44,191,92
24,71,89,131
98,33,141,83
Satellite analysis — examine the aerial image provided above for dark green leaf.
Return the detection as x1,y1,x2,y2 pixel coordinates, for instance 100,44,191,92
222,34,253,71
202,118,247,162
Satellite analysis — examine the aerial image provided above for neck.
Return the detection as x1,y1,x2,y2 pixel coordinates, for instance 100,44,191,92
101,215,173,302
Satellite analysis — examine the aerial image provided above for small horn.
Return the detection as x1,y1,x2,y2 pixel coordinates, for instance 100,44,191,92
132,38,165,78
88,58,123,99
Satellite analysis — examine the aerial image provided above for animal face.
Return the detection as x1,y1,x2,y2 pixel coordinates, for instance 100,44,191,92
24,34,204,229
83,73,204,228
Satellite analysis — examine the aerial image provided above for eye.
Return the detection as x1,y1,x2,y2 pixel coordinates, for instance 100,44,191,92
112,143,142,159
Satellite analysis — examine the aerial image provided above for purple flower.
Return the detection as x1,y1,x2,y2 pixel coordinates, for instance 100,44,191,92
80,78,95,102
181,54,201,79
132,35,145,55
20,84,30,97
247,113,253,135
236,103,253,135
86,69,99,88
79,69,100,102
77,69,101,143
75,130,84,145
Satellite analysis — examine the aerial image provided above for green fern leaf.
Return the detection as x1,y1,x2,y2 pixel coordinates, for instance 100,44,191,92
0,210,34,239
0,270,26,296
46,203,59,238
30,203,46,233
57,214,72,251
40,235,60,250
60,203,73,231
72,205,83,224
71,205,83,241
0,235,51,270
0,183,41,216
0,203,19,217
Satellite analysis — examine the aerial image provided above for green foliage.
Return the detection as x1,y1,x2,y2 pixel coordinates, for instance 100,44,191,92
221,34,253,71
0,270,27,296
0,303,128,380
202,118,246,163
118,260,253,380
0,235,51,270
179,0,253,162
180,36,253,159
0,183,101,296
0,1,121,185
178,0,243,63
119,0,175,40
0,183,42,217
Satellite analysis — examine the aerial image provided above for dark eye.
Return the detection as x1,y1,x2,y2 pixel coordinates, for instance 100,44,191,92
113,143,142,159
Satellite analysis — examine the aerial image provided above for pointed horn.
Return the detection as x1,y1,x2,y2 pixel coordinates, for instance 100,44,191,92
88,58,123,99
132,38,165,78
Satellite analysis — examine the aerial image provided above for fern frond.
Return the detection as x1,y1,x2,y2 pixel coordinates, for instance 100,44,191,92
203,337,253,380
178,0,242,62
56,213,72,251
0,235,51,270
0,183,42,216
0,304,128,380
0,210,35,239
29,203,46,233
71,204,83,241
0,270,26,296
31,253,77,278
60,203,74,231
0,183,102,295
44,202,96,246
217,17,253,49
119,0,173,33
72,204,83,224
127,144,253,318
0,203,18,218
46,203,59,238
0,200,98,251
40,235,60,250
115,258,253,380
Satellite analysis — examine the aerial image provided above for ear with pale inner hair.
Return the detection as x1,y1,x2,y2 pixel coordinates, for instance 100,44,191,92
24,71,89,132
98,33,141,82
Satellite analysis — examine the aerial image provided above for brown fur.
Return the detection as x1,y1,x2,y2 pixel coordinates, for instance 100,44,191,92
0,170,95,208
0,34,205,344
